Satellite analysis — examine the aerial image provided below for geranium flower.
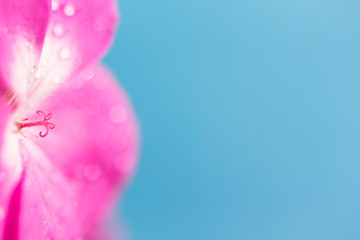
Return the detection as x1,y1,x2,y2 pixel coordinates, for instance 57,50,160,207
0,0,138,239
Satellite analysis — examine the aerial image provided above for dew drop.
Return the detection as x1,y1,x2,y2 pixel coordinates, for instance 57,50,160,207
109,105,127,124
53,75,61,84
53,24,64,37
80,67,94,80
59,47,71,60
64,4,75,17
30,65,36,73
35,68,43,79
51,0,59,11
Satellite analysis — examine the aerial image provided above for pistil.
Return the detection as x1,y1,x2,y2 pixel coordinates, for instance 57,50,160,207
15,111,56,137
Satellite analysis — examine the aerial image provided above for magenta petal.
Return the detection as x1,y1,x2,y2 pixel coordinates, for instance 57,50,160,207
0,0,50,104
15,65,138,239
0,37,11,95
49,0,118,63
3,172,24,240
0,0,50,49
30,0,119,107
42,0,118,71
0,101,20,240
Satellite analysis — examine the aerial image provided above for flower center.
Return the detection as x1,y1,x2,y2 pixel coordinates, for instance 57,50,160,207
15,111,56,138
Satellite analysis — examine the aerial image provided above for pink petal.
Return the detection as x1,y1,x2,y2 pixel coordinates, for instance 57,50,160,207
29,0,119,105
0,100,21,240
3,172,24,240
47,0,119,65
0,0,50,105
0,0,50,49
14,65,138,239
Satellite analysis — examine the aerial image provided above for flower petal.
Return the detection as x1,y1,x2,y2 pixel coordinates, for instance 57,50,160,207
16,65,138,239
47,0,118,65
0,100,23,240
0,0,50,105
0,0,50,48
28,0,119,107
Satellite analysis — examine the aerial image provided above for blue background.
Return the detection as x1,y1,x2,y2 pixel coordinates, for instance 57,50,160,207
104,1,360,239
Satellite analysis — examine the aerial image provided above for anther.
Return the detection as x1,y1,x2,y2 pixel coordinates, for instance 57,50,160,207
15,111,56,137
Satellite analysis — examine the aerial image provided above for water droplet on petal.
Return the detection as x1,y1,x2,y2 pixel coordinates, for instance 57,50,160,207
53,24,64,37
35,68,43,79
51,0,59,11
59,47,71,60
109,105,127,124
64,4,75,17
80,67,94,80
53,75,61,84
30,66,36,73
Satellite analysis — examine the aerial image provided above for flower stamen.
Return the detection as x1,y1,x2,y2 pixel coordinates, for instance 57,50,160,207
4,90,18,110
15,111,56,137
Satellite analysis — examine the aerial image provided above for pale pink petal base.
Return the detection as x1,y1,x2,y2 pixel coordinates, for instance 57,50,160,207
8,65,138,240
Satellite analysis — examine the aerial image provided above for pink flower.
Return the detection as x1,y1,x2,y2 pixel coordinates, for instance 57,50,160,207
0,0,138,239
